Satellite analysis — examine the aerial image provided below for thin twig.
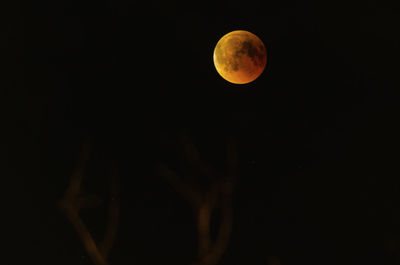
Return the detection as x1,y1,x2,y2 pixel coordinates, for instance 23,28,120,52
157,163,202,208
180,129,217,179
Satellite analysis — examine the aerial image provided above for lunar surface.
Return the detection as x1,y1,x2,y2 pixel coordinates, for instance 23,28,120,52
213,30,267,84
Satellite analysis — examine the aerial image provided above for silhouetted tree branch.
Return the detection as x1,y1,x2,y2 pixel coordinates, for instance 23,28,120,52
157,163,202,208
58,141,120,265
158,129,239,265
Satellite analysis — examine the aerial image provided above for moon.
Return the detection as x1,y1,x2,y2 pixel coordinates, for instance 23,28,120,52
213,30,267,84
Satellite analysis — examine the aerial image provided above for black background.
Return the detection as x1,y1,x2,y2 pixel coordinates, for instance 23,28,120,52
3,0,400,264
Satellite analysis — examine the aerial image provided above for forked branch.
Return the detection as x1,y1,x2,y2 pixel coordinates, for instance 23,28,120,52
158,129,239,265
58,141,120,265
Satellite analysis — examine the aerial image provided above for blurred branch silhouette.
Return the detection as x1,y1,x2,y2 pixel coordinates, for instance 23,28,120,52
158,129,239,265
58,141,120,265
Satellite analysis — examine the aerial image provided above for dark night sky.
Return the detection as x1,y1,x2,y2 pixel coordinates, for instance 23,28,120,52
3,0,400,265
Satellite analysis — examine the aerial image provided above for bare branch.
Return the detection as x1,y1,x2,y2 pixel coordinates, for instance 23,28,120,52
160,129,239,265
194,207,232,265
199,138,237,265
157,163,202,208
63,141,92,203
59,141,120,265
207,190,233,265
196,203,213,258
60,204,109,265
194,136,237,265
99,164,120,259
180,129,217,179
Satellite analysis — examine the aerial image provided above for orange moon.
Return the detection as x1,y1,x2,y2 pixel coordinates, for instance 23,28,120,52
213,30,267,84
